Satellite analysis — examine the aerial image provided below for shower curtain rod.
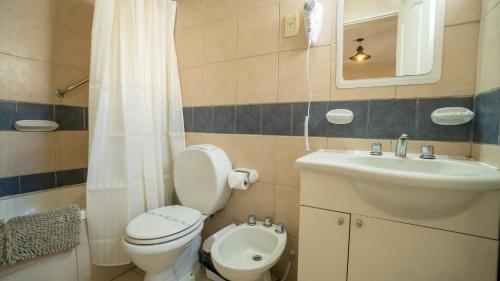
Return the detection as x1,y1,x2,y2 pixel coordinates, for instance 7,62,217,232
55,78,89,98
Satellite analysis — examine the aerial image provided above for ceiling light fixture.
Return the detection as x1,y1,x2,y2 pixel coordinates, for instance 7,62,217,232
349,38,371,61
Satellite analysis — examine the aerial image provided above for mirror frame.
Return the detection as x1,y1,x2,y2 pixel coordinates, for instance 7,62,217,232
336,0,446,88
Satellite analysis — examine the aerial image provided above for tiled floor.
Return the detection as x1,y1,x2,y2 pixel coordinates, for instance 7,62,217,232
111,267,211,281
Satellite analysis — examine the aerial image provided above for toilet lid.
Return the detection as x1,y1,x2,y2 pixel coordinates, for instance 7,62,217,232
125,205,202,242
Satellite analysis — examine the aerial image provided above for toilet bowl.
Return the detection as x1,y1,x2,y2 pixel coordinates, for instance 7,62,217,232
211,221,287,281
122,145,233,281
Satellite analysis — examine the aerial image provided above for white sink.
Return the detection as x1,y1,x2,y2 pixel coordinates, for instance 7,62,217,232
296,150,500,218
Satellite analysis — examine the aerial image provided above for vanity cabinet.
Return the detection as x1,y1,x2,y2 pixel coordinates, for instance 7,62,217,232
298,207,499,281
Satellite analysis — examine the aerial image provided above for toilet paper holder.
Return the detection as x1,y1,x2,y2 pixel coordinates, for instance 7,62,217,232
228,168,259,190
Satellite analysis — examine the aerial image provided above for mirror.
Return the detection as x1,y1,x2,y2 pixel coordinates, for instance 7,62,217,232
336,0,445,88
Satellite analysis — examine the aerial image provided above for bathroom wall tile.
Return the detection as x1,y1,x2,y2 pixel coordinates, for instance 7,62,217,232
0,54,54,104
276,136,327,188
202,215,234,239
20,172,56,193
0,176,20,197
14,132,57,176
472,143,500,169
275,185,300,237
435,23,478,97
52,0,94,33
175,27,204,69
327,101,368,138
55,131,88,170
236,53,279,104
271,235,299,281
395,84,436,99
52,24,91,70
202,0,237,23
327,138,392,152
368,99,416,139
175,0,204,32
0,0,52,21
204,16,237,64
202,60,237,106
279,0,334,51
213,106,235,134
481,0,500,17
233,182,275,222
473,90,500,144
193,107,213,133
17,102,54,121
179,67,203,107
0,101,16,130
185,132,202,147
279,46,331,102
234,135,277,184
183,107,193,132
237,0,279,13
199,133,235,162
416,97,473,141
237,3,279,58
214,192,235,221
445,0,481,26
0,133,17,177
291,102,328,137
56,168,86,187
262,104,292,135
0,7,52,62
55,105,85,130
407,141,472,157
236,104,262,134
476,4,500,93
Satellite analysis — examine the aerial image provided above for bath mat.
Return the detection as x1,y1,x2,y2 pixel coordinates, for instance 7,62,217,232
0,204,81,265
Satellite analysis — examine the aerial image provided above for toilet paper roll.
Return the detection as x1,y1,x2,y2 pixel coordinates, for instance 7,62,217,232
228,171,249,190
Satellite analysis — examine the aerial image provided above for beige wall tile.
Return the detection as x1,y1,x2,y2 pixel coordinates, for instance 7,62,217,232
0,0,52,21
0,133,19,177
471,143,500,168
233,182,275,222
204,16,237,64
237,3,279,58
476,4,500,93
202,214,234,239
52,0,94,33
279,45,331,102
199,133,235,163
276,136,327,188
52,23,91,70
445,0,481,26
275,185,300,237
234,134,277,184
434,23,478,97
237,53,279,104
481,0,500,17
175,27,204,69
55,131,88,171
202,60,236,106
279,0,334,51
175,0,204,32
406,141,472,157
185,132,202,147
327,138,393,152
271,235,298,281
202,0,237,23
237,0,279,13
395,84,436,99
214,192,235,220
180,66,203,107
0,54,54,104
0,7,52,62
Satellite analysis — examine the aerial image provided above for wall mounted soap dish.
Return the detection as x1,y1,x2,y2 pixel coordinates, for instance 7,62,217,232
14,120,59,132
431,107,474,126
326,109,354,124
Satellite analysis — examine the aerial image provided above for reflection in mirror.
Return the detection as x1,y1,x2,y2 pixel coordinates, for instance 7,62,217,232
342,0,437,80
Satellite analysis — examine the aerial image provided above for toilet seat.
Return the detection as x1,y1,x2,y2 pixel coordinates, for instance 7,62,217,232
124,205,203,245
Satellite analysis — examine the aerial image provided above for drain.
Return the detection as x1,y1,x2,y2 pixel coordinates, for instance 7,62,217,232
252,255,262,262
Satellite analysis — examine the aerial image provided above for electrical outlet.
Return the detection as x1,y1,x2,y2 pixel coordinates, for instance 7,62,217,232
284,13,300,37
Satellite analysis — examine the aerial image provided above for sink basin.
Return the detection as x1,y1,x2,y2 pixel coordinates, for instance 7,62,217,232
296,150,500,218
211,222,287,281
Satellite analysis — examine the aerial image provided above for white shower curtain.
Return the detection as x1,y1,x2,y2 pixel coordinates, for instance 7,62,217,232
86,0,185,266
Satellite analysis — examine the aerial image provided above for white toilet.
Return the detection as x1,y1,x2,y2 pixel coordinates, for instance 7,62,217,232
122,144,232,281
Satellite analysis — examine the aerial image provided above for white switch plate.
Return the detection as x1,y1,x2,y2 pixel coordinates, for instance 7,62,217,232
284,13,300,37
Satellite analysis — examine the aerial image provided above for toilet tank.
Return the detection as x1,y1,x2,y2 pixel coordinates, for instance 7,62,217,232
173,144,232,215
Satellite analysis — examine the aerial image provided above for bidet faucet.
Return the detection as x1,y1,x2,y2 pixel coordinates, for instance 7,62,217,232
395,134,409,157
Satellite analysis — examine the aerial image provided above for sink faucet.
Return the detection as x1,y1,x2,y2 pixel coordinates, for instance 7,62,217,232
395,134,409,157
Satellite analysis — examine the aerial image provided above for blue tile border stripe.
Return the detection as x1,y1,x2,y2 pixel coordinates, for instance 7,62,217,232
0,100,88,131
184,96,476,142
473,88,500,145
0,168,87,198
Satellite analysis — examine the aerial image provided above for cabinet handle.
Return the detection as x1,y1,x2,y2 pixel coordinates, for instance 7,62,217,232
337,217,344,225
355,219,363,228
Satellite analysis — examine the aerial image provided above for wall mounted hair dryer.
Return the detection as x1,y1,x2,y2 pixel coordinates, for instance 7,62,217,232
303,0,323,46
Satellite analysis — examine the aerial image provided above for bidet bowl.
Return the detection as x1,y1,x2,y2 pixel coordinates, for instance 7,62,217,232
211,222,287,281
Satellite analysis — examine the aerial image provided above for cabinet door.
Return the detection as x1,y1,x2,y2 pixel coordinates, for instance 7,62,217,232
298,206,350,281
348,215,498,281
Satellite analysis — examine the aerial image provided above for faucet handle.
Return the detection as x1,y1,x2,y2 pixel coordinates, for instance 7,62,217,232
263,216,273,227
247,215,256,226
420,144,435,159
399,133,409,139
275,223,285,234
370,143,383,156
